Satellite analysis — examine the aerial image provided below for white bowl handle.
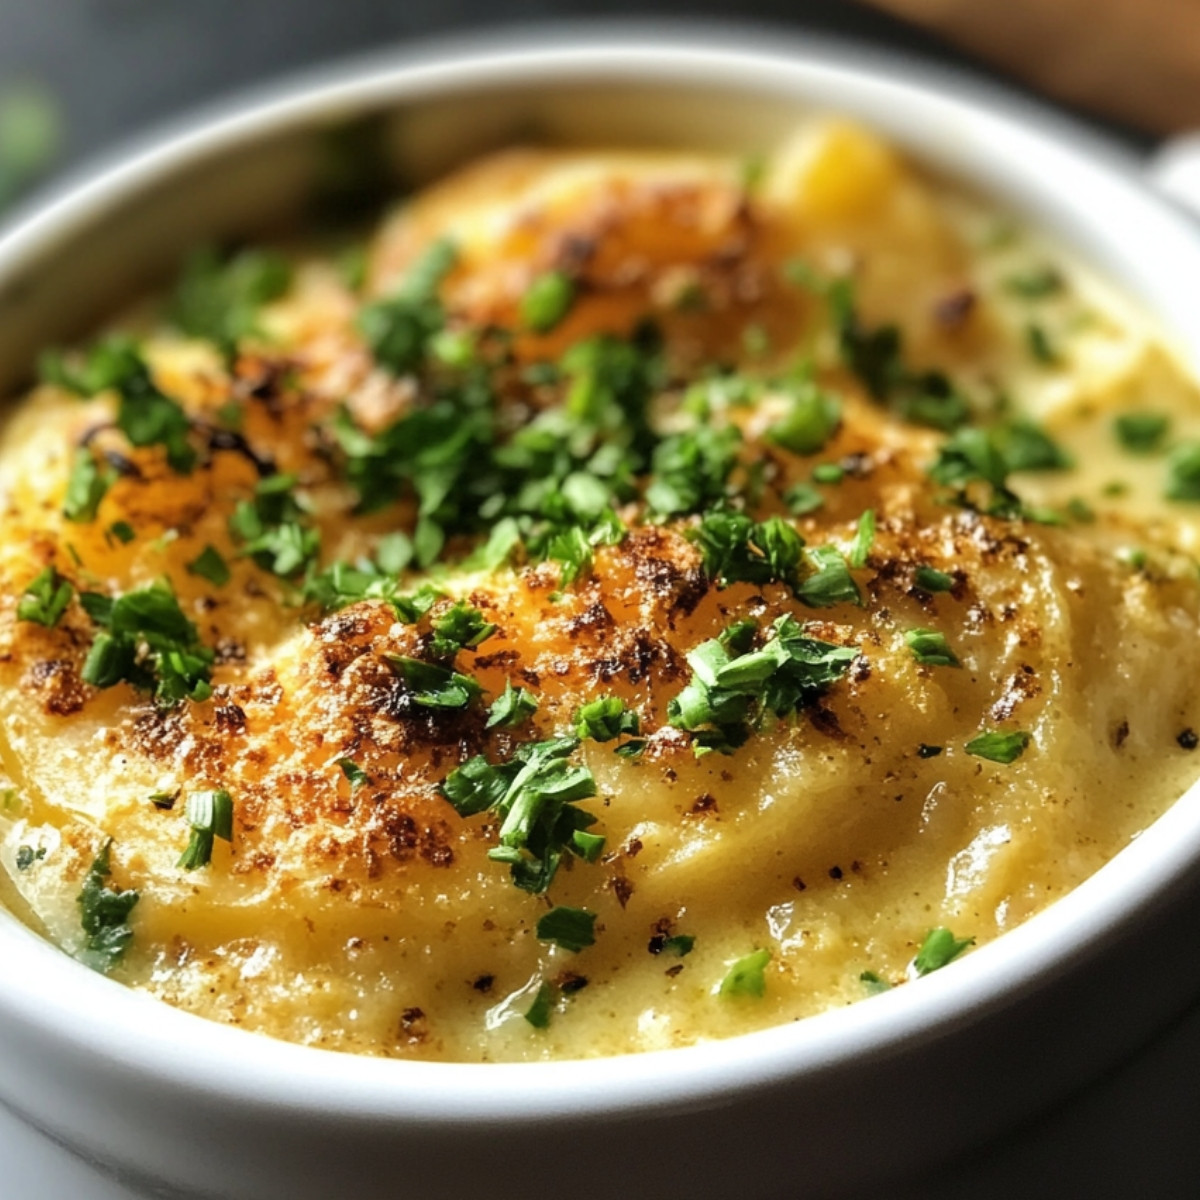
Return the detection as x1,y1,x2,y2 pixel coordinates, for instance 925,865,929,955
1147,134,1200,220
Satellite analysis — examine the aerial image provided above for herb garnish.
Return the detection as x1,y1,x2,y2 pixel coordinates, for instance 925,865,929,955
904,628,961,668
689,511,804,590
766,380,841,456
522,270,576,333
1166,442,1200,501
1114,412,1170,454
17,565,72,627
80,578,215,705
167,246,292,360
486,681,539,730
63,446,114,523
228,473,319,578
719,949,771,998
911,927,974,976
536,905,597,952
76,839,139,972
387,655,483,709
524,981,556,1028
796,545,862,608
186,545,231,587
668,615,857,755
178,789,234,870
358,238,457,375
441,737,602,893
914,565,954,593
965,730,1031,764
645,425,742,518
847,509,875,569
860,969,891,995
575,696,640,743
338,758,371,789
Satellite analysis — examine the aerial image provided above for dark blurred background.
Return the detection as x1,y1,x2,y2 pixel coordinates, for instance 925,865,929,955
0,0,1157,218
1,2,1198,1197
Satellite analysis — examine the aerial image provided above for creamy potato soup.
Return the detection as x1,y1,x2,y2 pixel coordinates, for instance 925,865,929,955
3,120,1200,1061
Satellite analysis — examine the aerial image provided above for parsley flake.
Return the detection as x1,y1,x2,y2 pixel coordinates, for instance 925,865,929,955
186,544,231,587
63,447,113,523
965,729,1031,764
848,509,875,569
338,759,371,789
668,615,857,755
358,238,456,375
522,270,576,333
575,696,640,742
796,546,862,608
536,905,597,952
76,839,139,972
911,927,974,976
719,948,771,998
178,789,234,870
228,473,319,578
486,681,539,730
1114,413,1170,454
905,628,961,668
1166,442,1200,501
524,981,556,1029
766,381,841,456
168,246,292,360
914,565,954,593
17,565,72,627
80,578,215,705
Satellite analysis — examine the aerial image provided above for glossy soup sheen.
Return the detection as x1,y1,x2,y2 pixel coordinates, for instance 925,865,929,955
2,119,1200,1062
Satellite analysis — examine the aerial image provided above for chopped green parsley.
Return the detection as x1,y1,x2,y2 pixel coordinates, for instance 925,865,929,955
17,565,72,627
535,905,597,952
76,839,139,972
668,615,857,755
719,948,771,998
575,696,640,743
911,927,974,976
441,737,601,893
178,789,234,870
80,578,214,705
914,565,954,593
228,473,319,579
186,544,231,587
1166,442,1200,501
522,270,576,333
338,759,371,790
904,628,961,668
486,681,539,730
965,729,1031,764
1114,412,1170,454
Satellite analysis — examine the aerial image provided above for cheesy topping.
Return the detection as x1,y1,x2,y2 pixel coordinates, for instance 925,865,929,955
3,119,1200,1061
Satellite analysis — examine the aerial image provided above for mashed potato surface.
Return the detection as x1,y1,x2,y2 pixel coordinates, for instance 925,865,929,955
3,120,1200,1061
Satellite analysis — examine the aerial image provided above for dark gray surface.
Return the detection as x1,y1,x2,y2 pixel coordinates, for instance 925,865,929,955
0,2,1191,1197
0,0,1148,185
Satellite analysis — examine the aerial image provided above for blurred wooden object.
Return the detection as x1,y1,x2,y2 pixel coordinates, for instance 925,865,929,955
864,0,1200,134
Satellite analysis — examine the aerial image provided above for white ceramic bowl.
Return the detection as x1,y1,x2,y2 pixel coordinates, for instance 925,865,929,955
4,29,1200,1200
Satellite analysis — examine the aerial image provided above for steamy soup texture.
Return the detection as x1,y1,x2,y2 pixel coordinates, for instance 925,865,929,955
3,119,1200,1061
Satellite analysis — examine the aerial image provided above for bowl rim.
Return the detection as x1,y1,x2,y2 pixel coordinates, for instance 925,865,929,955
2,24,1200,1128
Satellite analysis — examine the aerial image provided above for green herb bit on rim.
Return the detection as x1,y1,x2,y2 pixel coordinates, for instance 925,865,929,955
76,839,139,973
911,927,974,976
